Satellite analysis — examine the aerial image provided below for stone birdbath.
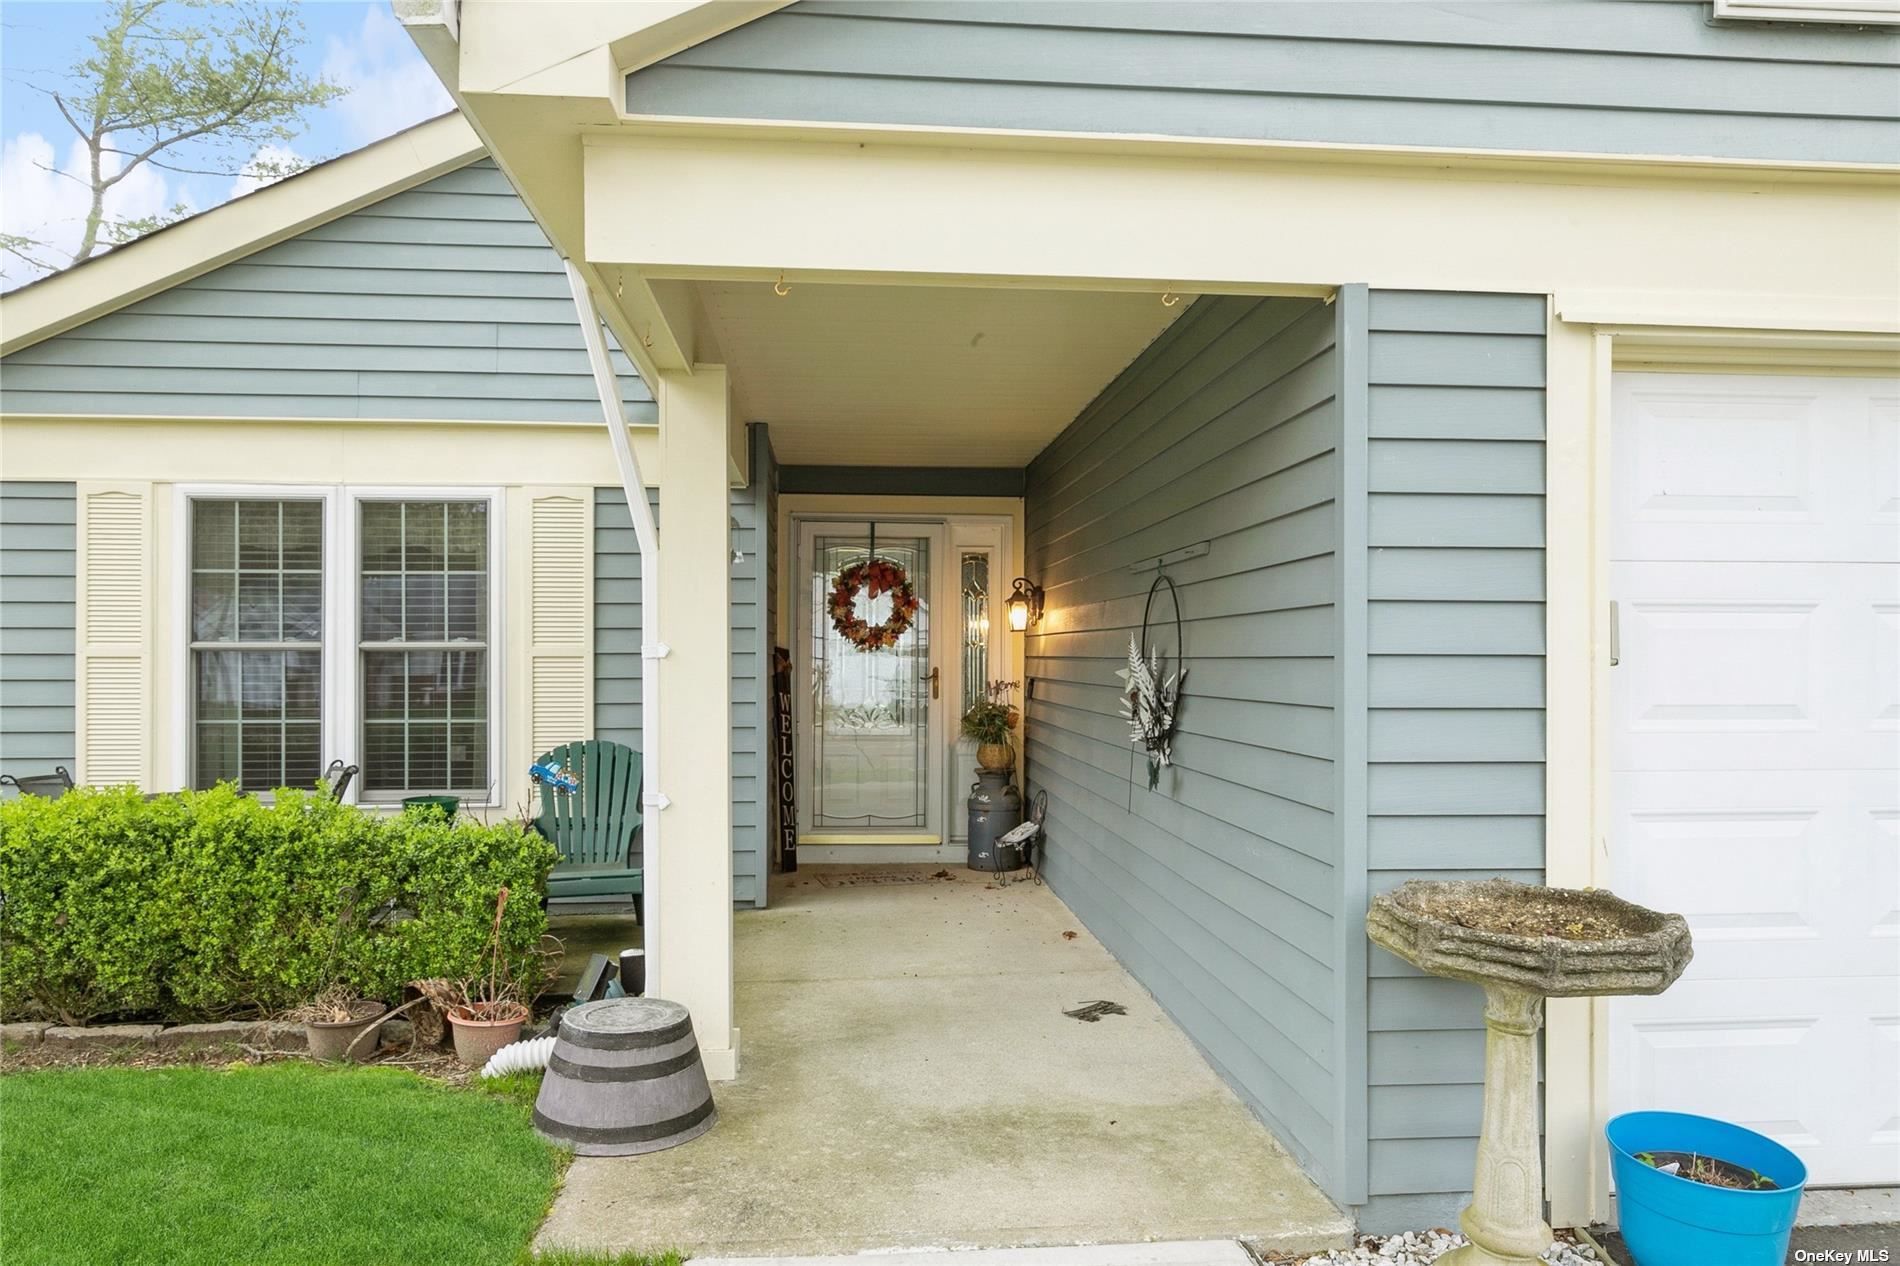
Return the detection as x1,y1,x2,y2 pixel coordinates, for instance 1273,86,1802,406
1367,879,1693,1266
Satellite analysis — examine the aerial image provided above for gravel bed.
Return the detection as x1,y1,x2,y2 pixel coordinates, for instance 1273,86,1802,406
1273,1229,1601,1265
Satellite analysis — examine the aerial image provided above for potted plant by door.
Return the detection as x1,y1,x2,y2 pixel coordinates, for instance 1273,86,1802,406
961,680,1021,773
1606,1110,1808,1266
413,887,536,1067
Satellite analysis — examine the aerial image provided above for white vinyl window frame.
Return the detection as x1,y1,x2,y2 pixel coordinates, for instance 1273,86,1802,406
171,484,505,806
1712,0,1899,22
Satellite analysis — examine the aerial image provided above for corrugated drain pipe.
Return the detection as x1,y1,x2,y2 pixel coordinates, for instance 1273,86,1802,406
562,260,666,997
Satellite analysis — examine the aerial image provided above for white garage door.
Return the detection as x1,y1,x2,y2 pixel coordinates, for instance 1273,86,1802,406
1609,371,1900,1187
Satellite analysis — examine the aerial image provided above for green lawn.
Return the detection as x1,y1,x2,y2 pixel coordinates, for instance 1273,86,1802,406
0,1063,680,1266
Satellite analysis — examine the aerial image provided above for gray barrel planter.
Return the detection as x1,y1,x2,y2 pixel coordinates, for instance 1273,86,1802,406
531,997,716,1155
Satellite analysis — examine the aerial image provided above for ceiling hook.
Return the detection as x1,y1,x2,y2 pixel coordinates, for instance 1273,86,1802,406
774,273,790,297
1161,290,1180,308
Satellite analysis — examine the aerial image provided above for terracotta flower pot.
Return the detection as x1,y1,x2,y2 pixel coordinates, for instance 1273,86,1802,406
447,1007,528,1067
305,1000,388,1063
976,741,1015,773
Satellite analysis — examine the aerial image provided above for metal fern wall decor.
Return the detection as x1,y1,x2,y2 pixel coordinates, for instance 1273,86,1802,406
1117,573,1186,791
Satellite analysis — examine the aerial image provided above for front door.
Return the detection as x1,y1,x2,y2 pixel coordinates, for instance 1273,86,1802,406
795,520,948,850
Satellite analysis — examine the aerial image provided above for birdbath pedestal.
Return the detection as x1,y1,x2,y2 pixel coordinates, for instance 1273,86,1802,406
1366,879,1693,1266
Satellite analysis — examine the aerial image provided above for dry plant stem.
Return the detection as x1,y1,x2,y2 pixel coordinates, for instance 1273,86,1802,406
489,887,510,1007
340,995,428,1062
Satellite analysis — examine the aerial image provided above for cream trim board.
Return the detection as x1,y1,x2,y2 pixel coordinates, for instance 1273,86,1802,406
581,133,1897,311
1,412,665,434
0,417,662,489
0,113,484,358
1540,322,1900,1228
1554,293,1900,335
164,483,506,807
612,111,1900,182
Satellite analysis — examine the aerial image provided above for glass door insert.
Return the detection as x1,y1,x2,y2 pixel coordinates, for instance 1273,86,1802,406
797,521,944,843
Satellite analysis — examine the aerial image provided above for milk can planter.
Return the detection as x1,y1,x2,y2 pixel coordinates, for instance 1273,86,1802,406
1367,879,1693,1266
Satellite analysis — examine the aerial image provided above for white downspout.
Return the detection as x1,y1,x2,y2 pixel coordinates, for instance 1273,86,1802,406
563,259,668,998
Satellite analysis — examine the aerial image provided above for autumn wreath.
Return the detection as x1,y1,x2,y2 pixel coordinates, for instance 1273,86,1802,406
828,557,919,651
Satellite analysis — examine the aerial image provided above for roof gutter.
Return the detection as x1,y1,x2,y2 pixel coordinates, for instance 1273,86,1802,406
565,260,668,998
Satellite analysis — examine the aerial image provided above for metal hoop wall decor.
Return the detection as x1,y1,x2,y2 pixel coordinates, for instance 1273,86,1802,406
1140,573,1184,664
1120,571,1189,802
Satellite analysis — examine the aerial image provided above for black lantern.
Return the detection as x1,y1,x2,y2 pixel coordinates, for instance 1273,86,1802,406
1005,577,1044,631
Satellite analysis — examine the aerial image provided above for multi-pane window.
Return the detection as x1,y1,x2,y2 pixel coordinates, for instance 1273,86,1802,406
190,499,324,791
358,500,490,798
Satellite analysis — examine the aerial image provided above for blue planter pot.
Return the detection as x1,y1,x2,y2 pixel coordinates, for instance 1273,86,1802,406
1607,1111,1806,1266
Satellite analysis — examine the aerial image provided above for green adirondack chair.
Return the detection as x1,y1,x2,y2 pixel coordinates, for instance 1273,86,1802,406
532,740,644,919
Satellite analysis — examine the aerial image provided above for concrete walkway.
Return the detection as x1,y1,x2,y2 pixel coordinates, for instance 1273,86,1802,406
535,864,1351,1259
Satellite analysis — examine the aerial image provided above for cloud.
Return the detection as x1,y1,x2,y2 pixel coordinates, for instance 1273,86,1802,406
1,131,188,287
229,143,306,200
323,6,453,147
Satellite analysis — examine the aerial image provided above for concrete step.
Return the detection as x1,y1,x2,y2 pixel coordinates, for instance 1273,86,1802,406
693,1240,1259,1266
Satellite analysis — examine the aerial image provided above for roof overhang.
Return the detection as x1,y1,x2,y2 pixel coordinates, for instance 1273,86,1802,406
0,112,485,358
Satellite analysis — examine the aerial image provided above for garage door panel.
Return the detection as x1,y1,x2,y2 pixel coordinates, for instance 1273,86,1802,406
1614,1002,1823,1149
1612,980,1900,1185
1613,374,1900,564
1869,394,1899,531
1611,370,1900,1188
1615,778,1900,983
1614,562,1900,773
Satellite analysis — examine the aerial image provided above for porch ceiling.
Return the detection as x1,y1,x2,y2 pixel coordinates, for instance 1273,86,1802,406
697,281,1185,468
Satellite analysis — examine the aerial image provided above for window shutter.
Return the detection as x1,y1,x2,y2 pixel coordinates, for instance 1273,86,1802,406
77,483,150,786
527,490,592,759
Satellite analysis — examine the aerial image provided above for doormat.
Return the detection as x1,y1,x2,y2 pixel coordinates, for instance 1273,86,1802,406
813,869,959,888
1063,1000,1127,1023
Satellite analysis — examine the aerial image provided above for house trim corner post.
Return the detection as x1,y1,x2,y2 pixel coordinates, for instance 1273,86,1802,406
1542,319,1614,1228
1331,283,1373,1208
657,363,738,1081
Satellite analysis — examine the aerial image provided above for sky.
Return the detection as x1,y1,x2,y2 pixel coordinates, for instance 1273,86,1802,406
0,0,453,288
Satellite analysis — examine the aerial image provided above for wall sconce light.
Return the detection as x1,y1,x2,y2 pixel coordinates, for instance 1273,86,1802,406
1005,577,1044,632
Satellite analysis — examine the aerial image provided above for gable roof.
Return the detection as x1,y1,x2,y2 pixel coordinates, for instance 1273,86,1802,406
0,112,484,358
0,151,653,426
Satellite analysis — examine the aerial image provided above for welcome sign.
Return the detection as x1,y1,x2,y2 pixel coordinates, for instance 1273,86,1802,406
771,646,796,873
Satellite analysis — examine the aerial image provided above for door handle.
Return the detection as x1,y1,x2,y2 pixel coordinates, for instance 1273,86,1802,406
1609,600,1620,667
928,667,940,700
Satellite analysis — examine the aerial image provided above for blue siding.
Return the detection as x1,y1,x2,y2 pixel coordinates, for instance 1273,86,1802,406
0,161,651,423
1022,290,1545,1226
1023,295,1349,1194
1358,291,1547,1233
596,435,775,908
0,482,76,780
627,0,1900,166
730,424,775,908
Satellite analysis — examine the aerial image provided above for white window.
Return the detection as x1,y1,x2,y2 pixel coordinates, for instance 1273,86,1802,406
355,498,491,798
188,498,326,790
177,486,502,803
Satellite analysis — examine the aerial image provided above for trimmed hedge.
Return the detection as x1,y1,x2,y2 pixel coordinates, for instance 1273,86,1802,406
0,785,559,1024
